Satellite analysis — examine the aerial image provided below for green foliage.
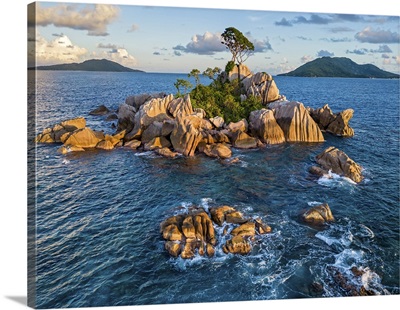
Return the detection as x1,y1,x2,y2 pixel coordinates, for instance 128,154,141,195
203,67,221,81
225,61,235,73
221,27,254,65
174,78,193,97
190,78,263,124
188,69,201,87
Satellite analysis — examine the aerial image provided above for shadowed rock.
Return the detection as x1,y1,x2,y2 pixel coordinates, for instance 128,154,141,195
249,109,285,144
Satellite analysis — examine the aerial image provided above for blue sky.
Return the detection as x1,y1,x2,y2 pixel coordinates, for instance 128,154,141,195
29,0,400,74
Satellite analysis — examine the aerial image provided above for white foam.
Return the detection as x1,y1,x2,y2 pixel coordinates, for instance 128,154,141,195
307,201,323,206
317,170,357,187
134,151,156,157
333,248,364,269
62,159,70,165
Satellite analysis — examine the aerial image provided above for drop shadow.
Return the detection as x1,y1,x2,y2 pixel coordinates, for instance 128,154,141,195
5,296,27,306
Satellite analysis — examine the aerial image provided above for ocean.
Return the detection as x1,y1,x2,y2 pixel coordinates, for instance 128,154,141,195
28,71,399,308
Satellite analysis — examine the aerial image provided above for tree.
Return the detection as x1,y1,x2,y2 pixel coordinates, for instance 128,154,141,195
174,78,193,97
202,67,221,81
221,27,254,87
221,27,254,66
188,69,201,88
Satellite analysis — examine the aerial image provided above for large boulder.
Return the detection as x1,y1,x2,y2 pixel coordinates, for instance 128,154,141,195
143,136,171,151
230,222,256,237
231,131,258,149
308,104,354,137
243,72,280,104
170,115,203,156
270,101,324,142
315,146,363,183
141,121,163,143
228,64,252,82
168,95,193,118
209,116,225,129
226,118,248,133
125,94,174,141
209,206,236,226
326,109,354,137
249,109,285,144
63,127,102,148
301,203,334,225
35,117,86,143
125,92,166,111
117,103,136,133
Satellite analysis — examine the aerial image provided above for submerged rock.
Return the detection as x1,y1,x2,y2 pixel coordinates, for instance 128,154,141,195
222,235,252,255
315,146,363,183
89,104,110,116
301,203,335,225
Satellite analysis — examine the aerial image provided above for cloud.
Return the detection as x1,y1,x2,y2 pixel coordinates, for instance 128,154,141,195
295,14,332,25
371,45,393,53
97,43,118,49
128,24,139,32
33,3,119,36
174,51,183,56
214,57,225,60
355,27,400,43
382,58,391,65
346,48,369,55
32,33,88,65
274,18,292,27
381,53,390,59
153,51,161,55
301,55,314,63
275,14,399,29
100,48,137,67
329,27,354,33
321,37,352,42
346,45,393,55
173,31,225,55
394,56,400,64
297,36,311,41
252,38,273,53
317,50,334,57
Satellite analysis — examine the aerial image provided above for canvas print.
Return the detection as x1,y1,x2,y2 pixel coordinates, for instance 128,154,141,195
27,1,400,309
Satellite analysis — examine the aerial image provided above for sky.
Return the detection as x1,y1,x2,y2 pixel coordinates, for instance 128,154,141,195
28,1,400,74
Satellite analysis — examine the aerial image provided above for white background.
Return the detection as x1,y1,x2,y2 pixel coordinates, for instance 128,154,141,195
0,0,398,309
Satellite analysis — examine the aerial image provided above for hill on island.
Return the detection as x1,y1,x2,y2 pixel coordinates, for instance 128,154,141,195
278,57,399,79
29,59,144,73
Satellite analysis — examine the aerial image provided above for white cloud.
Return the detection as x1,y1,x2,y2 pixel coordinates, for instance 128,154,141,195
33,32,88,66
301,55,314,63
100,48,137,67
355,27,399,44
173,31,226,55
34,3,119,36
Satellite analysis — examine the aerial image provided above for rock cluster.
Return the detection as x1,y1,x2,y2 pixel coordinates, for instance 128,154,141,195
36,68,359,160
35,117,127,154
309,146,363,183
308,104,354,137
160,206,271,259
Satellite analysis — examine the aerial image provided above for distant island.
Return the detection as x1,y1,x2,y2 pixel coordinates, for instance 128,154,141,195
278,57,399,79
29,59,144,73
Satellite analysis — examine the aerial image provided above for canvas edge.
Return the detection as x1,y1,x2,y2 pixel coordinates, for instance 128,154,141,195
27,2,37,308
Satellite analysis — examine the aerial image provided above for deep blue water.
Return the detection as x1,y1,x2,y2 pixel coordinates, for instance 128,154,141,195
29,71,399,308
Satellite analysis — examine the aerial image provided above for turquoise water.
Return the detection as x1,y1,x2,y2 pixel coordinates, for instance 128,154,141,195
29,71,399,308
